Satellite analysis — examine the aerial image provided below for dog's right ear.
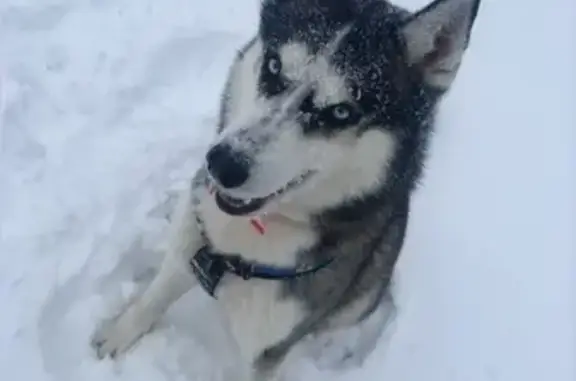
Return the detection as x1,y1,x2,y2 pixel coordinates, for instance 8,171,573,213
401,0,481,90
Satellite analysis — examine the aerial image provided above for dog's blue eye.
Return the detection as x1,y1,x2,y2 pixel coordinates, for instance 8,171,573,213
332,105,351,120
260,51,288,97
317,103,360,128
266,56,282,75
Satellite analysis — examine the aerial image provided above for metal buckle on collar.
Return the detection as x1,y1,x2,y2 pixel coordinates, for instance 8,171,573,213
190,247,258,297
190,246,228,297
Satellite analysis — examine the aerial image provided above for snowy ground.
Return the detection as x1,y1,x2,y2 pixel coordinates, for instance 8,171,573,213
0,0,574,380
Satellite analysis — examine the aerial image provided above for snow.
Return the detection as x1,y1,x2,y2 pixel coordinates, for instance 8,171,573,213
0,0,573,380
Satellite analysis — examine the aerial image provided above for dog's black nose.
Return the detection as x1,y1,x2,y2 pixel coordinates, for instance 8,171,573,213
206,143,250,189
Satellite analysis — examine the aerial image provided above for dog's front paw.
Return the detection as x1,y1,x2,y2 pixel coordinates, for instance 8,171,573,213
91,304,155,360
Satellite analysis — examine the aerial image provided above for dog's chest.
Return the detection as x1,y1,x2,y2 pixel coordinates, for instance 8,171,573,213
196,194,314,360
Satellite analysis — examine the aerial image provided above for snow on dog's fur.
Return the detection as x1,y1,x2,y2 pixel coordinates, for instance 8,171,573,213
91,0,482,379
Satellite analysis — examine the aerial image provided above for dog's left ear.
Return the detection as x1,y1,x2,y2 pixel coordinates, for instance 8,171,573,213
401,0,481,89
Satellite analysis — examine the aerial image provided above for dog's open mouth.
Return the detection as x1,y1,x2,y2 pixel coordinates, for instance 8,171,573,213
212,171,315,216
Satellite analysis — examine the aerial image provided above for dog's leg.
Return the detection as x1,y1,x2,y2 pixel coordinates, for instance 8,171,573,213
91,186,203,359
310,291,397,370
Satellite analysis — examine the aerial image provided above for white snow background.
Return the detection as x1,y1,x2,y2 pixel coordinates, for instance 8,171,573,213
0,0,574,380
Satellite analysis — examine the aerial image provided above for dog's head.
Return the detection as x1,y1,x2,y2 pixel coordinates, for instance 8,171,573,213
206,0,481,217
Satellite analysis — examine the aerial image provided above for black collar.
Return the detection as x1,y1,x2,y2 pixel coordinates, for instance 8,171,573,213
190,246,333,298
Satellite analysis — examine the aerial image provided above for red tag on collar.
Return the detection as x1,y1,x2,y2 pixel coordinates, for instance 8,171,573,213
209,184,266,235
250,217,266,235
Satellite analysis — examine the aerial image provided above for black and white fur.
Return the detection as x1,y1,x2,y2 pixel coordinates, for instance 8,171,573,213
91,0,481,379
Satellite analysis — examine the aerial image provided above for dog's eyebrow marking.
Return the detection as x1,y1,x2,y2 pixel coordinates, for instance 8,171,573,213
279,42,311,82
277,26,353,107
322,24,352,57
310,25,354,106
311,27,353,106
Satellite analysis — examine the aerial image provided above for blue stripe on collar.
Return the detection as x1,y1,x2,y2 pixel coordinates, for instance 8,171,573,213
190,246,333,297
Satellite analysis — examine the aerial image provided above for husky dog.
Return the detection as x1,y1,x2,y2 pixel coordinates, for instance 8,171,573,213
91,0,481,379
